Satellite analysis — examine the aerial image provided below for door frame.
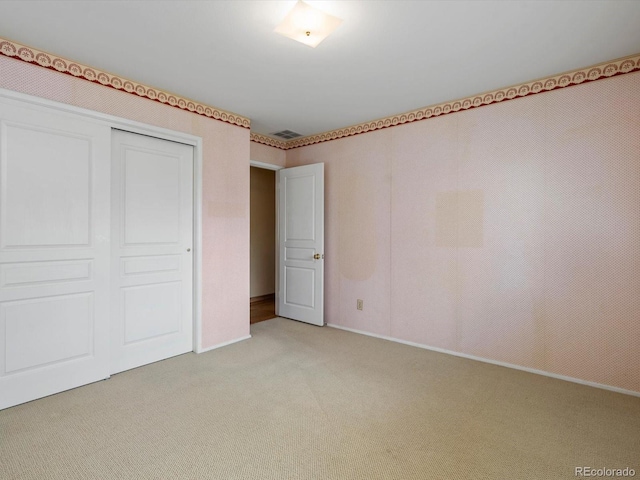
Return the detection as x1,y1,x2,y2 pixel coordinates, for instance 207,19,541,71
249,160,283,317
0,88,206,353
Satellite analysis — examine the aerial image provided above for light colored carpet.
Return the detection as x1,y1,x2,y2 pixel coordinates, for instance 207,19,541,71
1,318,639,480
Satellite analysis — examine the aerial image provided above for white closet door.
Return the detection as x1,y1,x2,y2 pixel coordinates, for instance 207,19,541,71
0,100,111,410
110,130,193,374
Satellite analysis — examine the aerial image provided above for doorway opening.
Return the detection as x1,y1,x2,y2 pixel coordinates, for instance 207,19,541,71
250,164,277,324
249,160,324,327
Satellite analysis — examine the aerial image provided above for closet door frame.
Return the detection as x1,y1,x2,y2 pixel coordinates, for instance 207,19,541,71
0,88,205,354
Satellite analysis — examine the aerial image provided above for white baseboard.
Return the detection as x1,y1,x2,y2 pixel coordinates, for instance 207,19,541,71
196,335,251,354
327,323,640,398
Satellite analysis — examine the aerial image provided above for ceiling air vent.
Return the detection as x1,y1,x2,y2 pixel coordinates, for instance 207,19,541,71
272,130,303,139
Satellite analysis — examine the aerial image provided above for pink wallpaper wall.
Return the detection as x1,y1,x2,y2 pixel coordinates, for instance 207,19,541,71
0,55,250,349
250,141,286,167
287,71,640,394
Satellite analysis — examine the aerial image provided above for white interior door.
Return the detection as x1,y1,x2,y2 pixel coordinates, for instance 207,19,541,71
0,100,111,409
111,130,193,374
277,163,324,326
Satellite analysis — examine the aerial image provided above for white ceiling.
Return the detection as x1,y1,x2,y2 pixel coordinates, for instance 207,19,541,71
1,1,639,138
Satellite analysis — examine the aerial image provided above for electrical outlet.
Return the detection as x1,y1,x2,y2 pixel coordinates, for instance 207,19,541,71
357,299,363,311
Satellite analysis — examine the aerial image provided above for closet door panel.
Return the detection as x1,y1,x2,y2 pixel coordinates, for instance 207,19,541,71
0,100,111,410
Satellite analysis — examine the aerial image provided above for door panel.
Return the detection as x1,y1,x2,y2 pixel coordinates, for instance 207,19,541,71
122,149,182,245
121,255,181,276
0,101,111,410
3,293,93,373
285,175,316,240
111,130,193,374
284,266,315,307
122,282,181,344
2,124,91,247
0,259,92,287
277,163,324,326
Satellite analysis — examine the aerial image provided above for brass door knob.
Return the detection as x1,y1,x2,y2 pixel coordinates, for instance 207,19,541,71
313,253,321,260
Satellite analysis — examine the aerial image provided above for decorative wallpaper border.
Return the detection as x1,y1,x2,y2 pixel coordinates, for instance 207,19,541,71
2,35,638,147
251,53,640,150
248,133,289,150
0,37,251,129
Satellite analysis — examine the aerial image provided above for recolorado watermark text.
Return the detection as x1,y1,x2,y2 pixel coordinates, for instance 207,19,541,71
575,467,636,477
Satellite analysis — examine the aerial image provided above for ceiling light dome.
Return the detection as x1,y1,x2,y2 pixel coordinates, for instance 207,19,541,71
274,1,343,48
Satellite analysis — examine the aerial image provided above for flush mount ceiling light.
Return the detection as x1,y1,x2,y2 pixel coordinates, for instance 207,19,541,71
274,1,343,48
